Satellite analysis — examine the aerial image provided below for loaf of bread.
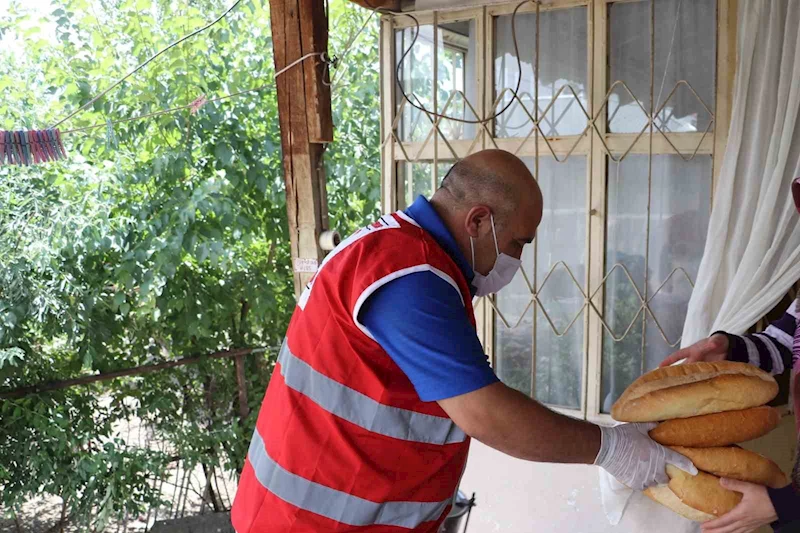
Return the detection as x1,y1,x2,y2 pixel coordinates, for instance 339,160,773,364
644,485,716,522
665,464,742,517
611,362,778,422
670,446,788,489
649,406,781,447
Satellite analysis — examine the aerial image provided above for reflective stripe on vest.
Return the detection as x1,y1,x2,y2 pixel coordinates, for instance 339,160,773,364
278,341,467,445
247,429,451,528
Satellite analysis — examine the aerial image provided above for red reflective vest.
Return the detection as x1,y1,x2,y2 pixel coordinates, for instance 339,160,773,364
232,211,475,532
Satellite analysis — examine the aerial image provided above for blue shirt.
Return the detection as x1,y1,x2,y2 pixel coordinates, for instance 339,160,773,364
358,196,499,402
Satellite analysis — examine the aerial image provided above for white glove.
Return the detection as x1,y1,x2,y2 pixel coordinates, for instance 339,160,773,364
593,423,697,491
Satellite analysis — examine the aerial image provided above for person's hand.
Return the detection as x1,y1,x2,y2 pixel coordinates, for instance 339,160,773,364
594,423,698,491
701,478,778,533
659,334,729,367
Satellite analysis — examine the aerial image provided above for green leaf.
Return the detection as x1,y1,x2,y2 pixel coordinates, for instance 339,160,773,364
113,292,126,308
0,347,25,369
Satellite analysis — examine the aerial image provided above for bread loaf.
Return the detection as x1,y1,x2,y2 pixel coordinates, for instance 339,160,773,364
644,485,716,522
611,362,778,422
671,446,788,488
650,406,781,447
666,464,742,517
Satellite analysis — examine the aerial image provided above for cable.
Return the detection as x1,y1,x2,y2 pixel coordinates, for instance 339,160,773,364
395,0,534,125
326,8,379,89
61,85,270,135
53,0,245,129
61,53,328,136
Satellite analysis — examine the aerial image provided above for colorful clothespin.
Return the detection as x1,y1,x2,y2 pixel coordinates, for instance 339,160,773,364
40,130,55,162
24,131,34,165
48,129,66,160
13,131,24,166
34,131,47,164
7,131,15,165
0,128,67,166
4,131,12,165
54,129,66,159
30,131,42,163
190,95,208,115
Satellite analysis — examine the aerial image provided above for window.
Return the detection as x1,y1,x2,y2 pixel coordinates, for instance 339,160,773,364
380,0,734,422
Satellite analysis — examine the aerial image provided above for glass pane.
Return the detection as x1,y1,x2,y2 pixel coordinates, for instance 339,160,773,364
495,244,534,396
437,160,454,187
601,155,711,413
608,0,716,134
395,20,479,143
399,162,432,208
533,156,587,409
495,156,587,407
399,160,455,208
494,7,589,139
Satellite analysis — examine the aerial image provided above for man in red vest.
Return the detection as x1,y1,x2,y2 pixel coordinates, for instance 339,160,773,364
231,149,696,532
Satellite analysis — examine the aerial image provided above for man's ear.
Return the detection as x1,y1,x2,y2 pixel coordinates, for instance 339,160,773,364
464,205,492,238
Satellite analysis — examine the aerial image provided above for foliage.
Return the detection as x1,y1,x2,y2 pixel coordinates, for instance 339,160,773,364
0,0,380,527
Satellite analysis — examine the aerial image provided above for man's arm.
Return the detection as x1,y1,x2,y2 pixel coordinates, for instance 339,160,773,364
438,382,600,463
438,381,697,490
360,272,696,490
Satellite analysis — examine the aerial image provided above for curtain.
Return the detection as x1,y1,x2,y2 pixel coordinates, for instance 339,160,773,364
682,0,800,346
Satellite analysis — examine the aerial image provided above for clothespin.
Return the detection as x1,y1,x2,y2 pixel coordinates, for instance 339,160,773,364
41,130,55,162
54,129,67,159
13,131,24,166
189,95,208,115
40,130,53,162
46,129,58,161
7,131,15,165
20,131,29,166
4,132,11,165
34,131,47,163
28,131,38,164
0,128,67,166
25,131,37,165
18,131,28,166
15,131,24,165
31,131,43,163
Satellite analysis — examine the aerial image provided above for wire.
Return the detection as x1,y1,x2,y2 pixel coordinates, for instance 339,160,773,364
326,8,379,89
53,0,245,129
55,0,366,138
395,0,534,125
62,53,328,136
62,85,270,135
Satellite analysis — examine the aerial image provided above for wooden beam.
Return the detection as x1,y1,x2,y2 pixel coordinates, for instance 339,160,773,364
270,0,333,296
299,0,334,143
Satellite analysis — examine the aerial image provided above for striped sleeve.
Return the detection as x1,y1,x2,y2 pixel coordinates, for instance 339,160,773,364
716,301,797,376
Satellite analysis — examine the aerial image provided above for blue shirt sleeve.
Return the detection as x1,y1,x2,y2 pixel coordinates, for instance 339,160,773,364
358,271,499,402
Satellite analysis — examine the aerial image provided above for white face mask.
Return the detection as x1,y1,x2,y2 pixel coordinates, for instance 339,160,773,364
470,214,522,297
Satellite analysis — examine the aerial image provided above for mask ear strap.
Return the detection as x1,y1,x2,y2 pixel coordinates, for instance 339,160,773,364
489,214,500,255
470,237,476,270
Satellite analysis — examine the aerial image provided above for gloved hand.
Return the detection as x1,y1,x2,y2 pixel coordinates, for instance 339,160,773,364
593,422,697,491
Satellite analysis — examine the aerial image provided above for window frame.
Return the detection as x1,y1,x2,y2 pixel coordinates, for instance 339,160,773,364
379,0,738,423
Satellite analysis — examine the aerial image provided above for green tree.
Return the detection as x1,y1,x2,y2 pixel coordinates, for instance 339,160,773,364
0,0,380,527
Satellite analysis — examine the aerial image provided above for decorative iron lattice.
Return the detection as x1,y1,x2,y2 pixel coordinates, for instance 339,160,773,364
384,3,716,351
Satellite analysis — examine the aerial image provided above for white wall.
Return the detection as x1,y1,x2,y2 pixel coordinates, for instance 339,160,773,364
458,414,797,533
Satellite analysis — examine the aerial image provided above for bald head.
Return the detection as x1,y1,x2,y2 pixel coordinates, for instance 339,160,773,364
435,150,541,228
429,150,543,278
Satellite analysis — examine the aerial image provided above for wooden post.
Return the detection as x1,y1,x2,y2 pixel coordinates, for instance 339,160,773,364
270,0,334,296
